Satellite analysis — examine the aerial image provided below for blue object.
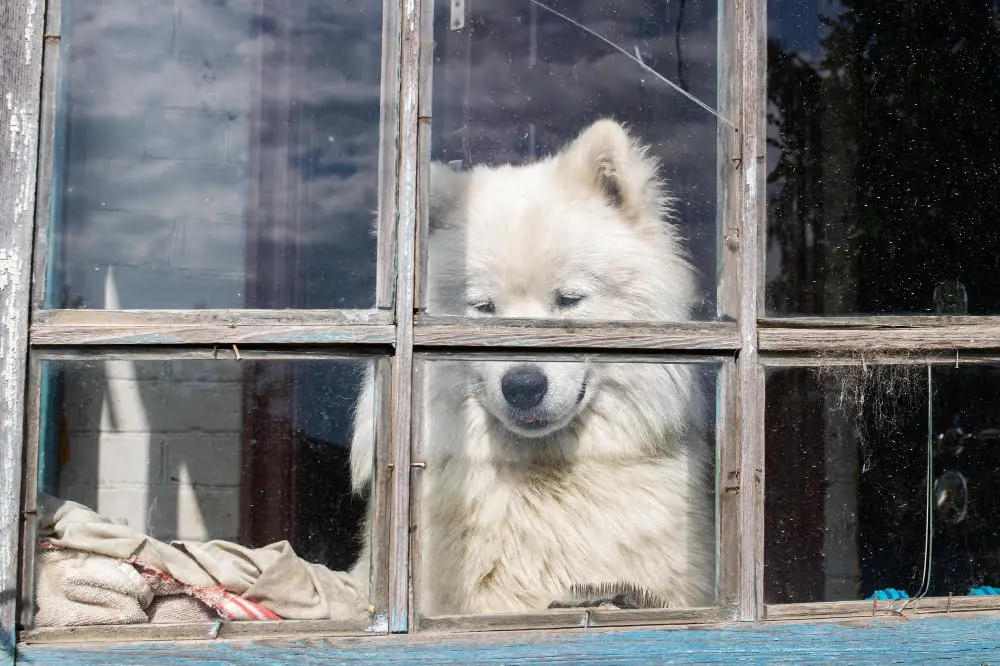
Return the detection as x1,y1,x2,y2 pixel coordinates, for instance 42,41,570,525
868,588,910,600
969,586,1000,596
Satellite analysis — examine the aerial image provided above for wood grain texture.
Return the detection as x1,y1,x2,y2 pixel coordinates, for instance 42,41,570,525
387,0,421,634
16,359,42,631
29,324,396,346
761,353,1000,367
375,0,402,310
765,595,1000,620
17,615,1000,663
716,0,740,321
0,0,45,662
368,358,394,628
411,0,433,311
27,0,58,312
759,326,1000,352
414,318,740,350
32,308,392,326
762,315,1000,328
716,363,740,615
736,0,766,623
20,619,370,645
407,359,426,631
30,348,386,362
419,610,588,633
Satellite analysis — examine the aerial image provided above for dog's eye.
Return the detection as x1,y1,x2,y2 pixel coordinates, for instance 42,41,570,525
555,292,585,309
471,300,496,315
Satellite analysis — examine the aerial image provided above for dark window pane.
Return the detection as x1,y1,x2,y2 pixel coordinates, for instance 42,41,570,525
426,0,725,322
31,358,375,627
766,363,1000,603
47,1,382,309
766,1,1000,316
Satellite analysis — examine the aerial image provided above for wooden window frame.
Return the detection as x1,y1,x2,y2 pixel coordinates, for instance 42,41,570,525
5,0,1000,662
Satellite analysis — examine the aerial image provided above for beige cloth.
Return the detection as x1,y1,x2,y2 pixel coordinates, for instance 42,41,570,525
35,494,370,626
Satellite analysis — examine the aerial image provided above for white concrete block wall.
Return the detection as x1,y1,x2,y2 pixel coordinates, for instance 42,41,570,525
52,2,256,539
58,360,244,542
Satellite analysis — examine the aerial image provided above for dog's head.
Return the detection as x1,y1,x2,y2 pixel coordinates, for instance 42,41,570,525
425,120,698,443
426,119,696,323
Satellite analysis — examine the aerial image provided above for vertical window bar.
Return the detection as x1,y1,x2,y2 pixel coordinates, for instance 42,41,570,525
376,0,404,311
737,0,767,622
0,0,46,652
28,0,60,313
388,0,422,634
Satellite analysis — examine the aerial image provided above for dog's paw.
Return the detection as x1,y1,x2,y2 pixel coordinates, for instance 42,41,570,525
547,582,667,610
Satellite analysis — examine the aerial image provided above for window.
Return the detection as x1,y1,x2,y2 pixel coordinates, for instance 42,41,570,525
3,0,1000,662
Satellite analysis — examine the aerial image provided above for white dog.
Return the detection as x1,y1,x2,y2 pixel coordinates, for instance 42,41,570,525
349,119,714,615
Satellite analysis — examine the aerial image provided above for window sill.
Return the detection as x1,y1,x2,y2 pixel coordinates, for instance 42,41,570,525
16,612,1000,663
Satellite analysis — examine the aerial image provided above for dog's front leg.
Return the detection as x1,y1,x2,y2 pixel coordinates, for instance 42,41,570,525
348,364,377,586
547,582,667,610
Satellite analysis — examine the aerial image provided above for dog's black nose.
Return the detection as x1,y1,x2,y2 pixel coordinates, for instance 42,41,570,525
501,365,549,410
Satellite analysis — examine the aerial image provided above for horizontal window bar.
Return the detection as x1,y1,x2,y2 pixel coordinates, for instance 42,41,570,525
19,619,374,645
417,607,726,633
759,326,1000,352
760,353,1000,367
764,595,1000,621
414,316,741,351
30,324,395,346
33,309,393,327
761,316,1000,329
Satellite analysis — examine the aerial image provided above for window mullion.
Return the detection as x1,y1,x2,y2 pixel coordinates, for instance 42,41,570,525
736,0,767,623
387,0,422,635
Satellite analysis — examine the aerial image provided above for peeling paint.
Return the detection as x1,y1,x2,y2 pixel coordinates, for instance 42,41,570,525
23,0,38,66
2,0,43,649
0,250,17,293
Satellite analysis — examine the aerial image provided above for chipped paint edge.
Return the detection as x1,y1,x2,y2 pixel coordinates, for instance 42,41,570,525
1,0,46,663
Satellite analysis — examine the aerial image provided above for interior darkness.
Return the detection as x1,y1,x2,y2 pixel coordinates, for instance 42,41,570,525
765,365,1000,603
766,0,1000,315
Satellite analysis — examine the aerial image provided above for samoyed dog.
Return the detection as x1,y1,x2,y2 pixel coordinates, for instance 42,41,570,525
349,119,714,615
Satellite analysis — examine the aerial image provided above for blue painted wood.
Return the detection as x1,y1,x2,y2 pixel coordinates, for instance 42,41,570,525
16,616,1000,664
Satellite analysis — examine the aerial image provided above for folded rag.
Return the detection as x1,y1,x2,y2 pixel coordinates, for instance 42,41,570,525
34,494,370,627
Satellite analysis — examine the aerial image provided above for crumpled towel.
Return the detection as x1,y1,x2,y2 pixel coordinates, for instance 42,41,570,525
34,494,370,627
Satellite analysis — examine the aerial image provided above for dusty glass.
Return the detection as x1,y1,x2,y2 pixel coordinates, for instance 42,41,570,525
29,357,375,628
405,356,721,616
45,0,383,309
424,0,726,322
766,363,1000,604
766,1,1000,316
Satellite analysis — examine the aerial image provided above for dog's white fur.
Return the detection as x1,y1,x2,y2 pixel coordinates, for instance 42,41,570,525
349,120,714,615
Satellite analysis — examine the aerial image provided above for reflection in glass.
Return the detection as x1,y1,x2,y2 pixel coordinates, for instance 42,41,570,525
47,1,382,309
766,1,1000,315
766,363,1000,604
391,358,720,615
427,0,722,321
31,358,373,627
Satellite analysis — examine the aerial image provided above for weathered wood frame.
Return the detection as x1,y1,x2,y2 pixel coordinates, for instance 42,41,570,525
4,0,1000,662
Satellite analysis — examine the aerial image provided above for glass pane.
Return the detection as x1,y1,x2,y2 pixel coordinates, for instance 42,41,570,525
766,1,1000,316
413,356,721,615
46,1,383,309
766,362,1000,604
30,357,376,628
425,0,726,322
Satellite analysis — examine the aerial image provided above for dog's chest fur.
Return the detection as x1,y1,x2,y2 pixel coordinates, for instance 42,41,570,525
419,451,713,615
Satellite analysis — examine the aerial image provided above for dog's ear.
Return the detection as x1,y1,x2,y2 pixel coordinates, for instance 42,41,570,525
559,119,664,226
428,161,470,231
